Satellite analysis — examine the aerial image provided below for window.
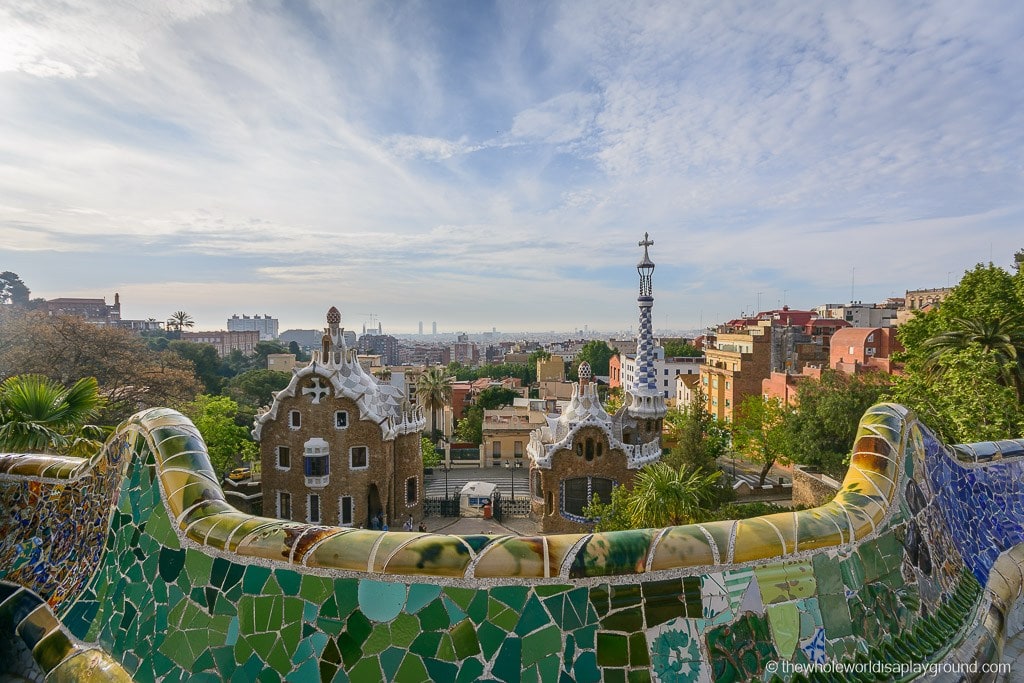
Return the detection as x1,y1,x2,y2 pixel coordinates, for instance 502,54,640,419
585,438,594,461
562,477,614,518
335,411,348,429
492,441,501,457
277,446,291,469
308,494,321,523
596,443,603,457
514,441,523,457
339,496,353,526
305,454,329,476
289,410,301,429
664,369,669,375
350,446,368,469
406,477,418,505
277,491,291,520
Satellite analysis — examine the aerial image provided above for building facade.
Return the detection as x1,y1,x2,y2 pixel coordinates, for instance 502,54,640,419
227,314,280,340
528,234,664,533
182,330,260,357
44,294,121,324
254,307,425,529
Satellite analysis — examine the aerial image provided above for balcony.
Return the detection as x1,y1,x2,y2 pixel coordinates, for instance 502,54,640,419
305,474,330,489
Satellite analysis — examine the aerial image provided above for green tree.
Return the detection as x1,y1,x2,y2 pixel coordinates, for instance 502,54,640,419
603,386,624,414
584,463,721,530
185,394,256,475
731,395,790,486
454,405,483,444
0,309,201,423
783,370,891,478
663,389,729,473
923,315,1024,402
168,340,223,394
891,260,1024,443
0,271,31,306
416,366,452,441
224,369,292,410
421,436,442,469
574,340,616,377
662,340,702,357
474,386,520,410
0,374,107,456
166,310,195,334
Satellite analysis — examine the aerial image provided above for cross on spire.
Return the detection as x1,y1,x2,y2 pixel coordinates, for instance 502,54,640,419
639,232,654,249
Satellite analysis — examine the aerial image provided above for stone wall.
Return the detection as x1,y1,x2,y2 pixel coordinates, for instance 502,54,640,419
791,465,842,507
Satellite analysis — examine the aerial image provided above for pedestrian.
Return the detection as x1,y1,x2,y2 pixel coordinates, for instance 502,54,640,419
418,522,427,532
371,513,381,530
403,516,413,531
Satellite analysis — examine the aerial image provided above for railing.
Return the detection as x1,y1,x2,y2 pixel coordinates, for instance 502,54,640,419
304,475,329,488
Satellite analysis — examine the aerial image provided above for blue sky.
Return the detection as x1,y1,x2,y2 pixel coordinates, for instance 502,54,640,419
2,1,1022,334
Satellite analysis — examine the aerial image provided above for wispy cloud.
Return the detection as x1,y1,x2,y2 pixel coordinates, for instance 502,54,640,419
2,1,1022,331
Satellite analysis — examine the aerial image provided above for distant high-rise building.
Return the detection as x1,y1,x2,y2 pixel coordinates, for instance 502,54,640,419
418,321,423,335
227,314,279,341
432,321,437,335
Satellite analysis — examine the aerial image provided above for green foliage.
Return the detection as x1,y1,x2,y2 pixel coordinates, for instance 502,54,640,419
574,340,616,377
448,361,533,385
663,389,729,473
891,261,1024,443
583,463,722,530
168,340,224,394
731,395,791,486
0,271,31,306
783,370,891,478
603,386,624,414
454,405,483,444
185,394,255,474
166,310,194,333
0,374,107,456
421,437,441,469
416,366,452,439
662,339,702,357
224,369,292,411
474,386,520,410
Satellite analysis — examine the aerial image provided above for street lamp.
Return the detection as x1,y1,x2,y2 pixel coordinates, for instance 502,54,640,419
443,463,451,500
505,460,522,500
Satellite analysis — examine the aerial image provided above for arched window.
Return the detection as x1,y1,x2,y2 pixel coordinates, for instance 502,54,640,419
561,477,615,520
585,439,594,461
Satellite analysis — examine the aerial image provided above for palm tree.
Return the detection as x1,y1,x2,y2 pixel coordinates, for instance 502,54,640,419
625,462,721,527
415,366,452,442
0,374,106,456
924,314,1024,402
166,310,195,334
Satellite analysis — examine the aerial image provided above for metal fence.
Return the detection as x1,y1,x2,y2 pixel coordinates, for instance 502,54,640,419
423,496,460,517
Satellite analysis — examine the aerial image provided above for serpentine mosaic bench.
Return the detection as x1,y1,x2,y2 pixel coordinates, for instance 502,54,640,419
1,403,1023,682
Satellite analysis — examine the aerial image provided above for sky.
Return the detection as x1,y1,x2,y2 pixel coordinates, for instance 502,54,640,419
2,1,1023,335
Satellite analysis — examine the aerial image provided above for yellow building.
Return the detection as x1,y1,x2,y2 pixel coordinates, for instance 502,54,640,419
700,321,772,422
481,406,547,467
536,356,565,382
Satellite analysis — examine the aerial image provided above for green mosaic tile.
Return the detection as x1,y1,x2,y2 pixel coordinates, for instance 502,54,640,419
535,585,571,597
488,598,520,632
812,552,843,595
455,657,484,683
493,636,523,683
395,653,431,682
185,550,213,585
158,548,185,583
490,585,529,612
275,568,302,596
597,631,629,667
478,620,507,660
335,579,359,616
444,587,476,611
380,645,406,680
435,632,456,661
299,575,333,604
442,596,467,623
241,565,271,594
405,584,442,614
363,624,391,655
818,593,853,638
390,613,419,649
285,657,319,682
424,657,459,683
627,668,653,683
346,610,372,645
417,598,450,631
358,580,408,622
451,618,481,659
588,585,610,618
466,591,488,624
640,579,685,628
604,667,627,683
514,594,551,637
410,631,444,659
348,656,384,683
336,632,362,669
321,637,341,665
522,623,561,667
629,632,650,666
601,605,643,632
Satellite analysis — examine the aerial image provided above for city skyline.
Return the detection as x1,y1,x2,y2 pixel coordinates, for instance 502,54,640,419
2,2,1022,332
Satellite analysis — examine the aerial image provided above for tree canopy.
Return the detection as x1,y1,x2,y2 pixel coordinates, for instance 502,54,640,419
0,271,30,306
783,370,891,478
185,394,257,475
889,261,1024,443
662,339,702,357
731,395,791,486
573,340,616,377
0,374,107,456
663,389,730,474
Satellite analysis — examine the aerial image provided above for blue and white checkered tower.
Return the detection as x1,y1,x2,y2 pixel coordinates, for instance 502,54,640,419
627,233,667,420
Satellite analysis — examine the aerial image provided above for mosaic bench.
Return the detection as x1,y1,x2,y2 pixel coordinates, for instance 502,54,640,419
1,403,1023,682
